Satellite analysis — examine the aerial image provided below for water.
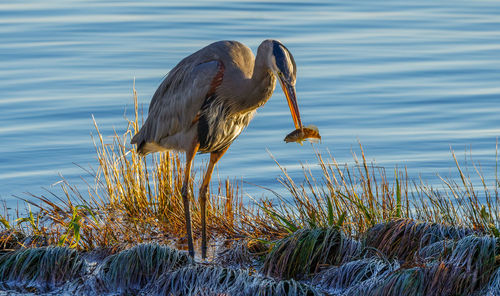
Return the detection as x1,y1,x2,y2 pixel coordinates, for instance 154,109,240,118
1,0,500,210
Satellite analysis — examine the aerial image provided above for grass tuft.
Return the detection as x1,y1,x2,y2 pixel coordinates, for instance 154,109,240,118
142,264,320,296
363,219,473,262
215,238,269,268
446,235,497,285
0,246,83,292
417,239,455,261
312,258,398,293
262,227,361,279
371,267,426,296
483,267,500,295
95,243,193,293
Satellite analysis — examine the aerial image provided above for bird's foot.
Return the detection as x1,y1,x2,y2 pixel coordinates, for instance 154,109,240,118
201,244,207,260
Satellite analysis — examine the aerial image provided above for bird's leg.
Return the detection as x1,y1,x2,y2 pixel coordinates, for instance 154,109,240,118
199,148,228,259
182,141,199,258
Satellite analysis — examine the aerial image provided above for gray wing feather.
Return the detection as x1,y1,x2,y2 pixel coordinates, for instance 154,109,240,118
132,59,220,147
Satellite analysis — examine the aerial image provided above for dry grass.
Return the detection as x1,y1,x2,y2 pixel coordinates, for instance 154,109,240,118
247,148,411,237
0,83,249,251
252,144,500,239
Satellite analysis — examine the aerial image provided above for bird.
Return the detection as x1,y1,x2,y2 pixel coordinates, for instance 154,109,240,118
131,39,303,259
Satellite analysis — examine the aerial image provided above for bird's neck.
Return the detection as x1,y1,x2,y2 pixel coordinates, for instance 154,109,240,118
234,50,276,113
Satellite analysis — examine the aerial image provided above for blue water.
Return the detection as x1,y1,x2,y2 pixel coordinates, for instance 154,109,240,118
1,0,500,209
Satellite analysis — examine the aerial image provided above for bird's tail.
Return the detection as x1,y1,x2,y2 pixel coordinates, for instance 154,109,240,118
131,132,147,155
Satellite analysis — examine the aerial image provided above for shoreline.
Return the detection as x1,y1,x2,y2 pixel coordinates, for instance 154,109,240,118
0,219,498,295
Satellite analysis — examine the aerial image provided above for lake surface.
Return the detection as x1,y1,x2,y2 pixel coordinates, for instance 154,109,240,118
1,0,500,210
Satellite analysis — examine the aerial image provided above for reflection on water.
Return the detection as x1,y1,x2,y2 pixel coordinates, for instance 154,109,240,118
1,0,500,207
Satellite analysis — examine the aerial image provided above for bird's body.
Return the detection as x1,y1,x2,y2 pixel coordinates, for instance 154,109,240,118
132,41,276,155
132,40,302,259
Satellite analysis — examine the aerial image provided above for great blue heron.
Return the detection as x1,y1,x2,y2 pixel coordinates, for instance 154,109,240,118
131,39,303,258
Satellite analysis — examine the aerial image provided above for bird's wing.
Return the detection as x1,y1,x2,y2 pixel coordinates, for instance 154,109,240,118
132,59,221,147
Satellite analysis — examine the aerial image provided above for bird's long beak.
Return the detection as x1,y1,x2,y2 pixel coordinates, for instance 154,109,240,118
278,77,303,130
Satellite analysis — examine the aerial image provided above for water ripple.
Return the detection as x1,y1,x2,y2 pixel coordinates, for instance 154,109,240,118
1,0,500,206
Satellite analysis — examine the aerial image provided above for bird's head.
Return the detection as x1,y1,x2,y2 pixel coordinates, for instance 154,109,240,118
260,39,303,129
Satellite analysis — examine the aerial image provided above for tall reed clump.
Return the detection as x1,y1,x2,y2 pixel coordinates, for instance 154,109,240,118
84,82,247,245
